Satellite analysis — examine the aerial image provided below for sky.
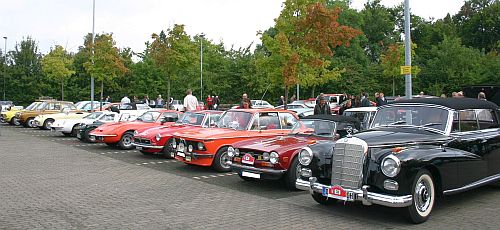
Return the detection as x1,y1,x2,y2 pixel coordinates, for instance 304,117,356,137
0,0,465,56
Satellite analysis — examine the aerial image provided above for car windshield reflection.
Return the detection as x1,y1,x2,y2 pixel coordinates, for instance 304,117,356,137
372,106,449,132
217,111,252,130
291,119,336,137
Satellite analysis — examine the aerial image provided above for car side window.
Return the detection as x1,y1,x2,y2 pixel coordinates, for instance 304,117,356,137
279,113,298,129
477,109,499,130
251,112,281,130
452,110,478,132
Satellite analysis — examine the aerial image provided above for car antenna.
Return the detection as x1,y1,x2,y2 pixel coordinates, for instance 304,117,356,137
260,83,271,102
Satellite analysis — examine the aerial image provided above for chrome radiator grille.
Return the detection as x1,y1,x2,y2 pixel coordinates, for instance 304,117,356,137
331,141,365,189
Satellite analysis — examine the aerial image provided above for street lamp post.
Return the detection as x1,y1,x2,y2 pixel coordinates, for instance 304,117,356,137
404,0,412,99
90,0,95,112
200,33,205,101
3,36,7,101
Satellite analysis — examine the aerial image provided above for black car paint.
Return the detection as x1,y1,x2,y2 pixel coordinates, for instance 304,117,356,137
304,125,500,196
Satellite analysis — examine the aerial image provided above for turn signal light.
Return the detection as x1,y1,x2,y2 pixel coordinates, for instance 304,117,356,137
391,147,405,153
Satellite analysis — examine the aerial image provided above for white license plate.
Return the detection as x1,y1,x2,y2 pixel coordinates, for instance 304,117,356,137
137,146,143,150
242,171,260,179
177,152,185,157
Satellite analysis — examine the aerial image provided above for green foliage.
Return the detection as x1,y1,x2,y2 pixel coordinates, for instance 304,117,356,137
42,45,75,100
2,0,499,106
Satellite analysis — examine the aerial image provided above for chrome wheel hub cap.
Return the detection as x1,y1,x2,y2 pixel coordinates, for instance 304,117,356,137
415,181,431,212
123,135,132,147
220,152,230,169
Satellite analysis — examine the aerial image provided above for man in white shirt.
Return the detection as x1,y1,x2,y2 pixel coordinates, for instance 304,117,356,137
183,89,198,111
121,96,131,105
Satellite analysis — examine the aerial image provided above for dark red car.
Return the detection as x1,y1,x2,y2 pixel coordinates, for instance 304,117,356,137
132,110,223,156
227,115,360,190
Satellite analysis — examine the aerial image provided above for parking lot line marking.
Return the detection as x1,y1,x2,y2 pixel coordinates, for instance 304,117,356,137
193,177,201,180
201,176,209,179
210,175,218,178
142,163,148,165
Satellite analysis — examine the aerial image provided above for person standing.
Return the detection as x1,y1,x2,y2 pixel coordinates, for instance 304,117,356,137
206,95,213,110
156,95,164,108
278,96,285,106
314,96,332,115
361,93,371,107
183,89,198,112
376,92,388,106
213,95,220,110
142,95,150,104
478,92,487,100
121,95,131,105
240,93,251,108
149,98,156,108
290,94,296,103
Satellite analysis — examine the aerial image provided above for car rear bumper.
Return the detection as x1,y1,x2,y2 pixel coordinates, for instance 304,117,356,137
296,177,413,208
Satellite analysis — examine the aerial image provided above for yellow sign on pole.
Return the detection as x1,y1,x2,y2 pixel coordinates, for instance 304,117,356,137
400,66,412,75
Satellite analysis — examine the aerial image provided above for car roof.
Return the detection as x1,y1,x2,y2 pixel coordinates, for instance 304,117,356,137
344,107,378,112
389,98,499,110
303,114,360,123
229,108,293,113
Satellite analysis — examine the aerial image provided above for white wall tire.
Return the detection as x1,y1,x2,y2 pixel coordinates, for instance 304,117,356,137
407,169,435,224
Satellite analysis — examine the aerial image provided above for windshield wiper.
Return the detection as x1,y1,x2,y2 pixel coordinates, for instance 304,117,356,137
388,121,406,126
418,123,442,128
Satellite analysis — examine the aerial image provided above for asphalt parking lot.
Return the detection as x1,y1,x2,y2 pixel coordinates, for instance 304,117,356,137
0,123,499,229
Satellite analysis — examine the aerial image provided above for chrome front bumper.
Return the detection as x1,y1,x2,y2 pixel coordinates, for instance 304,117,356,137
132,143,164,149
296,177,412,208
228,162,286,175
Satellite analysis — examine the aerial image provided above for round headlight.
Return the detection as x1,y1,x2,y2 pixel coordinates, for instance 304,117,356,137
188,145,194,152
134,130,138,136
298,147,313,166
155,134,161,141
172,140,177,149
227,146,235,157
235,148,240,156
381,155,401,178
197,142,205,150
269,152,279,164
262,152,270,161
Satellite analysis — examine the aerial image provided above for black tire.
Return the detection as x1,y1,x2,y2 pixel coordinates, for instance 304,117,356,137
70,125,78,137
161,139,174,159
284,156,301,190
407,169,436,224
24,118,35,127
312,192,335,205
212,147,231,172
42,119,54,130
105,142,117,147
140,150,152,156
117,131,135,150
10,117,20,126
62,132,73,137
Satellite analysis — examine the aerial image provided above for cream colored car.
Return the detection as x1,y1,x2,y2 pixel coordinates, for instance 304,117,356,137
34,110,89,130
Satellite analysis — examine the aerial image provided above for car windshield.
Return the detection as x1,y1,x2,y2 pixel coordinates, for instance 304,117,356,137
25,102,38,110
0,101,12,105
288,104,303,109
217,111,253,130
136,111,160,122
344,111,368,122
291,119,336,137
84,112,103,120
372,105,449,132
177,112,205,126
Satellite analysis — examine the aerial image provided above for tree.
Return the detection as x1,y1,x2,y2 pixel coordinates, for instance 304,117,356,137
380,42,420,96
150,25,196,107
84,33,128,103
257,0,362,108
42,45,75,100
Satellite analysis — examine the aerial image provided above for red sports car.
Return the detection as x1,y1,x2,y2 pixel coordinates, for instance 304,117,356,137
89,110,180,149
133,110,223,157
227,115,360,189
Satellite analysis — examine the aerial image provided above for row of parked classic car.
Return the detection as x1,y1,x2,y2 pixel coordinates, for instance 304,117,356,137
1,97,499,224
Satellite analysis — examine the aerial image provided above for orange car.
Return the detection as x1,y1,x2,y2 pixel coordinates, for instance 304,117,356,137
89,110,181,149
172,109,301,172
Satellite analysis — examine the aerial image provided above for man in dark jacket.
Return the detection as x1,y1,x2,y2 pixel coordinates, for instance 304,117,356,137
376,92,388,106
361,93,371,107
314,96,332,115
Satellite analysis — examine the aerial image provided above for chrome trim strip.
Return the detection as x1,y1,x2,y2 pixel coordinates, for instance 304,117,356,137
296,177,413,208
132,143,164,149
443,174,500,195
92,134,118,137
228,162,286,174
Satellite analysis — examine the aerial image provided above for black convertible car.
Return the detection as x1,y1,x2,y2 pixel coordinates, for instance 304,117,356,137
295,98,500,223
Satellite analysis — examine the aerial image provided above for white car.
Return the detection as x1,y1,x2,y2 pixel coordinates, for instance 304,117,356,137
275,103,309,110
342,107,378,130
51,111,136,136
170,100,184,112
251,100,274,109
